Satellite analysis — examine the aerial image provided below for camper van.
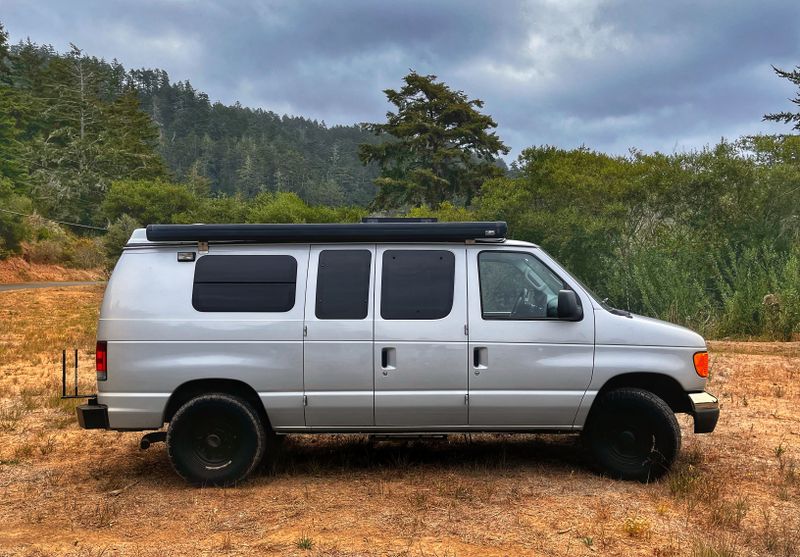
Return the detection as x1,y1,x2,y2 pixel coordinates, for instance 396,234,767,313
76,220,718,485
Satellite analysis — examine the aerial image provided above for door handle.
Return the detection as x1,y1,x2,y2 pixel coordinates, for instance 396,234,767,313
381,347,396,374
473,347,488,373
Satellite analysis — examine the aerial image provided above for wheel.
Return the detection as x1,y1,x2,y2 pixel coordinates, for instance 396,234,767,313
583,388,681,482
166,393,266,486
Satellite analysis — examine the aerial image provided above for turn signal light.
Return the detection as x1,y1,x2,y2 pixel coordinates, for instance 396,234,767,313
693,351,709,378
96,341,107,381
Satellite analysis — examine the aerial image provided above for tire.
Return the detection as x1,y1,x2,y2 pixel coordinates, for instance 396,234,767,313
166,393,266,486
583,387,681,482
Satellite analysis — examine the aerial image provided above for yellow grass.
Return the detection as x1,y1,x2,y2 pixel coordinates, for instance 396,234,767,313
0,286,798,556
0,257,106,283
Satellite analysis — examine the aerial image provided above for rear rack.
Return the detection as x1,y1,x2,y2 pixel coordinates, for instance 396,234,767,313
60,349,94,399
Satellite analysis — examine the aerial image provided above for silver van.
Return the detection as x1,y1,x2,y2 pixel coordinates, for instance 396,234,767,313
76,220,718,485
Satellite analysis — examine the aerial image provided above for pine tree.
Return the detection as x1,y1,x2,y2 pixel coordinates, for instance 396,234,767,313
0,22,33,253
25,45,165,224
359,72,509,209
764,66,800,130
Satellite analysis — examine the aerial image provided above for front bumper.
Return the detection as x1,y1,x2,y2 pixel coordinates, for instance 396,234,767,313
689,391,719,433
76,396,109,429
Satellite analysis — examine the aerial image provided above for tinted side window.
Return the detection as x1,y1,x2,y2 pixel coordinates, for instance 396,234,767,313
315,250,371,319
381,250,455,320
192,255,297,312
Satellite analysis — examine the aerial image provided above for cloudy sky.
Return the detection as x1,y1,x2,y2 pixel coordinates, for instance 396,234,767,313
3,0,799,158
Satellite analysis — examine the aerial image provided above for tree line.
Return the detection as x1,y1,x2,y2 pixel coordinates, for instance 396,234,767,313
1,20,799,339
0,22,378,245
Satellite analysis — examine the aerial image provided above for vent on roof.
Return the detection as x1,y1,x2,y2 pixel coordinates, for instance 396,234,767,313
361,217,438,223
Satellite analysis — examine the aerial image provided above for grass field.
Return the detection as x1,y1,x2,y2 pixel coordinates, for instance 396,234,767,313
0,258,105,284
0,285,798,556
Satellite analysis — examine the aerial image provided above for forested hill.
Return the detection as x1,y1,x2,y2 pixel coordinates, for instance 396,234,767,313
129,69,379,206
8,40,379,208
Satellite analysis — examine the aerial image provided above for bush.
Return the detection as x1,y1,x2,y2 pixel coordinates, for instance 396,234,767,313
68,237,106,269
0,184,32,257
709,247,800,339
102,179,195,225
104,214,140,266
774,251,800,340
20,233,106,269
407,202,477,222
172,195,249,224
246,192,365,224
600,230,717,334
22,239,65,264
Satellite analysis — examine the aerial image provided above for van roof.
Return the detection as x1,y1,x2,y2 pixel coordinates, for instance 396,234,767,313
131,221,512,245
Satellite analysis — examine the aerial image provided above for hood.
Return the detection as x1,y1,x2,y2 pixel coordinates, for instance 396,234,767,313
594,309,706,348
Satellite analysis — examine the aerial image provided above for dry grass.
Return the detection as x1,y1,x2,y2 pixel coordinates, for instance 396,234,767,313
0,257,105,283
0,286,798,556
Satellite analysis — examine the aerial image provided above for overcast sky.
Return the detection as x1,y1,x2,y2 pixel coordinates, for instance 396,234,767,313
3,0,799,158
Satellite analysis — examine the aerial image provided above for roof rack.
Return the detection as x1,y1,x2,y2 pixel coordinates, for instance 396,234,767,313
145,221,507,243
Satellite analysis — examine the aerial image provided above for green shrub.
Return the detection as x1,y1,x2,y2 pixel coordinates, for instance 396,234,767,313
0,182,32,257
102,179,195,225
22,239,66,264
104,214,140,267
245,192,365,224
68,237,106,269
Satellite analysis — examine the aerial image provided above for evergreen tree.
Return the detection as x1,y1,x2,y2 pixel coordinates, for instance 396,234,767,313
0,24,27,189
764,65,800,130
24,45,165,224
359,72,509,209
0,23,34,254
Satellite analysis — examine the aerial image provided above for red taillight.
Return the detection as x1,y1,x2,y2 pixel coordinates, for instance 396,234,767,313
96,341,107,381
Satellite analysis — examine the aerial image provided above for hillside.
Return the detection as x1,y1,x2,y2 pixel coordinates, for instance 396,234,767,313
130,68,380,206
6,40,379,210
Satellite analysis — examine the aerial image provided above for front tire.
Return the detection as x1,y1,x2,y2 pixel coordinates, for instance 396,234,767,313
584,387,681,482
167,393,266,486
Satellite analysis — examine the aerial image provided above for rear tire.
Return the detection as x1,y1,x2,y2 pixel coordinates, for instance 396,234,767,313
167,393,266,486
583,387,680,482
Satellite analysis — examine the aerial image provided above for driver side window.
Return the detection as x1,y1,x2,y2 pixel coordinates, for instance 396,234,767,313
478,251,566,320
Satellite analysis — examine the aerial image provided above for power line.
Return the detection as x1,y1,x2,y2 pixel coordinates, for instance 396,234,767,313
0,207,108,231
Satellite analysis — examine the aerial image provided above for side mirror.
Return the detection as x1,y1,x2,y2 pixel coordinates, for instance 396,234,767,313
557,290,582,320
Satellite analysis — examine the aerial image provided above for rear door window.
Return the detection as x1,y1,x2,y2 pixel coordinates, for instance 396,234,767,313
380,250,455,319
315,250,372,319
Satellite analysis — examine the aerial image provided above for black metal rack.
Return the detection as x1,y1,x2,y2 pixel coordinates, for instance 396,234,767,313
145,221,508,244
60,349,94,399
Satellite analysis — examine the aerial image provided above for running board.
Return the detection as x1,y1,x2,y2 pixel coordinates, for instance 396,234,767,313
368,434,449,441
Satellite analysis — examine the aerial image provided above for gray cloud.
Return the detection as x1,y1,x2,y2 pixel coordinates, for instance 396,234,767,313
2,0,798,157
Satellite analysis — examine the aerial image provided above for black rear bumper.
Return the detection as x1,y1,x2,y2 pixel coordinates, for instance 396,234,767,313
76,396,109,429
689,391,719,433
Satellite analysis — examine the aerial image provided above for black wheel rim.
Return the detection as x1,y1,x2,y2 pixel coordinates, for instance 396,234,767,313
189,414,241,469
604,421,655,467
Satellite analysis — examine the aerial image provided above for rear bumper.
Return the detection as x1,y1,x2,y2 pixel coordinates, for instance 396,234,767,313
76,396,109,429
689,391,719,433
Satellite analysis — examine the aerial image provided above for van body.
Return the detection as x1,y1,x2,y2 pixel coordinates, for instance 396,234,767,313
77,221,718,484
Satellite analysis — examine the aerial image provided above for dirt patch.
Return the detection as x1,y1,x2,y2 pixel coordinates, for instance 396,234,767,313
0,257,106,283
0,288,798,556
